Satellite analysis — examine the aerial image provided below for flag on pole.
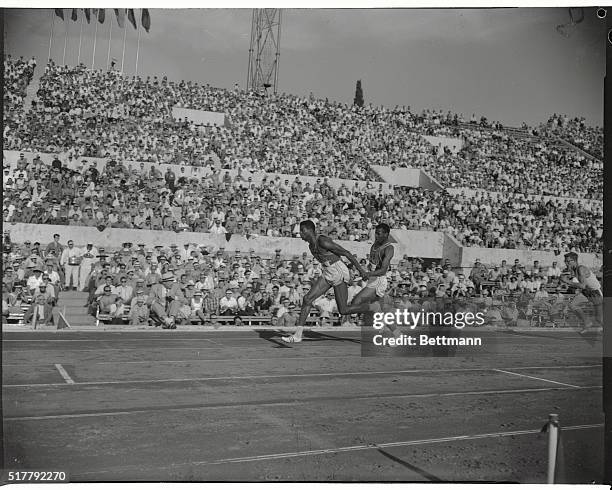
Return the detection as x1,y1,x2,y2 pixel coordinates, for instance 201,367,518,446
71,9,78,22
127,9,137,29
83,8,91,24
141,9,151,32
55,9,64,21
97,8,105,24
114,8,125,28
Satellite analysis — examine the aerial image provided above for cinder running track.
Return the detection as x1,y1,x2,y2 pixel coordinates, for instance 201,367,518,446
2,328,603,482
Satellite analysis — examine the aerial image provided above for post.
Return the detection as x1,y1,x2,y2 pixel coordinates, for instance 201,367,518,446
135,25,141,75
48,9,54,62
546,413,559,484
120,15,127,73
77,12,84,64
62,18,68,65
106,16,112,69
92,15,99,68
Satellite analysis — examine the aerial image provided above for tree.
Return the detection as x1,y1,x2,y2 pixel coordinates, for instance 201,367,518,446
353,80,364,107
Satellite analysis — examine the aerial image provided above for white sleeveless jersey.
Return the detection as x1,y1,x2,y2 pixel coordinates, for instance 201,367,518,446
582,269,601,293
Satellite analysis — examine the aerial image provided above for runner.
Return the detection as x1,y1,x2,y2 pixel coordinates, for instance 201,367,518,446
559,252,603,333
281,220,367,343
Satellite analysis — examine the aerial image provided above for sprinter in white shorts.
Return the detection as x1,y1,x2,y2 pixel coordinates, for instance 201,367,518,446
342,223,394,317
281,220,368,343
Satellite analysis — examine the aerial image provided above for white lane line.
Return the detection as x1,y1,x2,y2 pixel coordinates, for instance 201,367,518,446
200,423,606,466
4,345,309,353
54,364,75,385
72,422,604,476
4,364,602,388
3,338,223,343
494,369,580,388
4,386,603,421
1,355,360,367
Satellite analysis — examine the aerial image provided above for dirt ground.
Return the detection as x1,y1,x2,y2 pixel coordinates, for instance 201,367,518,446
2,329,604,482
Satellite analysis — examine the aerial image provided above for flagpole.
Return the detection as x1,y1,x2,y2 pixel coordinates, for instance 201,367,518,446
92,14,99,68
121,12,127,73
135,26,141,75
62,16,68,65
106,16,112,69
77,12,84,65
48,10,54,62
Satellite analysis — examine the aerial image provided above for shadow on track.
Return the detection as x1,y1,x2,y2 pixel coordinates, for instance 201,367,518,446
254,329,361,346
303,330,361,344
254,330,293,348
375,447,443,481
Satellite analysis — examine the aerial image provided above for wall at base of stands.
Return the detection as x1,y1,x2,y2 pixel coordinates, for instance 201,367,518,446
372,165,444,191
422,135,464,155
442,232,463,266
446,187,600,207
3,223,370,259
459,245,601,270
418,170,445,191
372,166,420,188
5,223,601,270
171,107,227,127
390,230,445,259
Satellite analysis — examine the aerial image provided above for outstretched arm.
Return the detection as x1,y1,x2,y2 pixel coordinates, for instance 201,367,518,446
318,236,367,276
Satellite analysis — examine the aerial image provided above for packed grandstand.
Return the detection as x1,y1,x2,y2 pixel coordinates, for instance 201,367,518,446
2,56,603,328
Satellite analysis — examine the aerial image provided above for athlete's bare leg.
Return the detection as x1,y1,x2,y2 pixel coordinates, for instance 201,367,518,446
283,276,331,342
343,287,379,315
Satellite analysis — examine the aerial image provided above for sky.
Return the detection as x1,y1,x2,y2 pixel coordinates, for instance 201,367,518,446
4,7,606,126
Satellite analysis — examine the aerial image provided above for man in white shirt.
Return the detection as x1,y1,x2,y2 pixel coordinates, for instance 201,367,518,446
219,289,238,315
547,261,562,280
115,276,134,304
60,240,82,290
209,219,227,234
26,267,44,293
313,290,337,327
79,243,98,291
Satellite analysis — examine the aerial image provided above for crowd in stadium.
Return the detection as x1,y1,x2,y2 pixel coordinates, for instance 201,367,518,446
2,153,602,252
539,114,604,161
3,56,37,143
2,56,603,327
2,60,602,202
2,233,582,327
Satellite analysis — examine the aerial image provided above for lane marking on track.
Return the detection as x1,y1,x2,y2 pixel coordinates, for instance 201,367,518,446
5,385,603,421
3,364,601,388
3,345,315,353
71,422,604,476
3,338,224,343
494,369,580,388
1,355,361,367
54,364,75,385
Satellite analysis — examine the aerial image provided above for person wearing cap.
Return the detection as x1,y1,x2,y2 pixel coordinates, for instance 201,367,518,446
130,287,150,308
60,239,82,291
24,293,53,328
26,266,44,293
78,243,98,291
189,290,207,322
148,272,179,328
129,295,150,325
39,276,57,304
219,289,238,316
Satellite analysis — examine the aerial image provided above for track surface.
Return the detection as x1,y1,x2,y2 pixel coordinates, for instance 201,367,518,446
2,328,604,482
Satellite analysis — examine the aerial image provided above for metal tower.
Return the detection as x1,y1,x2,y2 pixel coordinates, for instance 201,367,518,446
247,9,281,94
